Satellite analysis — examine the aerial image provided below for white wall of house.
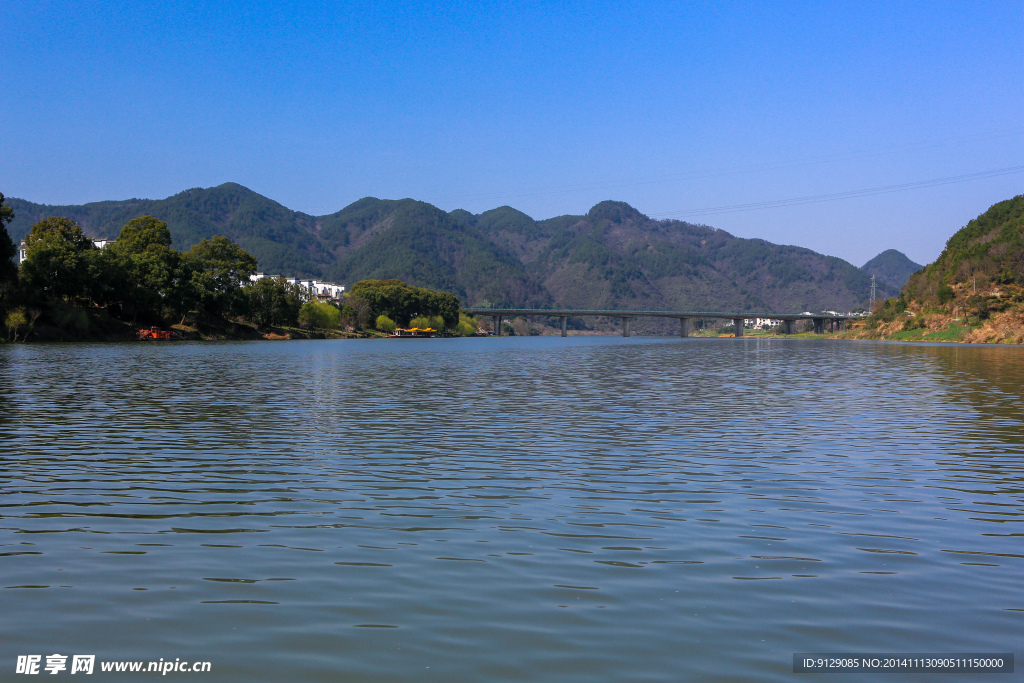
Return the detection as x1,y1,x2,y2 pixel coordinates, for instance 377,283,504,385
249,273,345,299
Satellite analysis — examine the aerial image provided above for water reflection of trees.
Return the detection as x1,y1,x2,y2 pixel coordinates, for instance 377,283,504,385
901,345,1024,515
916,345,1024,439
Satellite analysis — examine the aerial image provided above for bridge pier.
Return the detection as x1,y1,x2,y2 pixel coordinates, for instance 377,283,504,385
783,319,796,335
679,318,690,337
813,318,825,334
621,317,632,337
492,315,503,336
560,316,567,337
733,318,745,337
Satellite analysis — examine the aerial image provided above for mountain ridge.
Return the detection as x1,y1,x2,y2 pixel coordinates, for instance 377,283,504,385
6,183,890,313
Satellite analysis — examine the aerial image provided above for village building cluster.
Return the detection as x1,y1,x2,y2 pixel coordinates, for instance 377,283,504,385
250,273,345,301
746,317,781,330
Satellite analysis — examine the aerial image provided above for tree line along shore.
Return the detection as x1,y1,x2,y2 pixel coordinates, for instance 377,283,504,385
0,196,480,342
3,192,1023,344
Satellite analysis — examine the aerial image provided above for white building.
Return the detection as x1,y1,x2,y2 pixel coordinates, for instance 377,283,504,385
18,237,115,264
249,273,345,301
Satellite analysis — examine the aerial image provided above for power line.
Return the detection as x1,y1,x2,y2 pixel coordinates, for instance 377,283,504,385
426,127,1024,207
296,128,1024,214
649,165,1024,219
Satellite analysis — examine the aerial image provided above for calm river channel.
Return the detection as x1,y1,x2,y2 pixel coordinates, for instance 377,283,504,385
1,337,1022,681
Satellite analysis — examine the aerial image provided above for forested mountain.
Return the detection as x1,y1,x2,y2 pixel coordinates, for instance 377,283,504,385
457,200,884,312
861,249,922,290
7,183,889,312
6,184,332,278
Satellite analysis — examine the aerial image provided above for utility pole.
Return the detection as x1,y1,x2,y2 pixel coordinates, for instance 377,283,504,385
869,275,877,312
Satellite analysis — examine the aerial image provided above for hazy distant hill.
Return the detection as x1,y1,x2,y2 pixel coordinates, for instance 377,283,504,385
861,249,922,290
7,183,888,312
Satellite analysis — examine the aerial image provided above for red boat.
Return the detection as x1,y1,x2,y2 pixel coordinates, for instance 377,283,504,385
135,327,173,341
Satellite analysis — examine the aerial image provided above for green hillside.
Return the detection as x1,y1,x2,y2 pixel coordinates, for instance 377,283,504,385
861,249,922,290
846,195,1024,345
474,200,888,313
7,184,332,277
904,195,1024,303
317,198,549,306
6,183,887,314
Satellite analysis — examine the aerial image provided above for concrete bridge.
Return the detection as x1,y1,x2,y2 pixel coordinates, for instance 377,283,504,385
465,308,854,337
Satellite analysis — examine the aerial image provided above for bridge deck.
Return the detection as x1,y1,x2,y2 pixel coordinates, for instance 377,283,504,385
466,308,852,320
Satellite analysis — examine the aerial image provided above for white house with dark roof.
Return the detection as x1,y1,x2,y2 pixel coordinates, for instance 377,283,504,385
249,273,345,301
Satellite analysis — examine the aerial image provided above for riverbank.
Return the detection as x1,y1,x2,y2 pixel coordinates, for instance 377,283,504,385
835,306,1023,344
2,308,389,343
691,313,1022,344
8,307,1023,344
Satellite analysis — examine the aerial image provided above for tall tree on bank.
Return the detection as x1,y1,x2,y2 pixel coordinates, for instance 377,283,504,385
108,216,192,320
0,193,18,301
20,216,95,303
184,235,259,318
240,277,308,327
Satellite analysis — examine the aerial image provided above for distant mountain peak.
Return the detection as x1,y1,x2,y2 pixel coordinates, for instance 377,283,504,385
587,200,646,224
861,249,923,290
861,249,915,269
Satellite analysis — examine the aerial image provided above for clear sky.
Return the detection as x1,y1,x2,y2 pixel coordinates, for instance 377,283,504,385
4,0,1022,266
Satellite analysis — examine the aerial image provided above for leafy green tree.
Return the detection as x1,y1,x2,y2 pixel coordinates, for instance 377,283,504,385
0,193,17,295
184,236,259,317
375,314,396,332
456,312,478,336
298,300,341,332
115,215,173,252
108,216,192,320
349,279,460,328
241,277,308,327
80,247,123,308
5,307,27,341
343,295,373,329
20,217,95,302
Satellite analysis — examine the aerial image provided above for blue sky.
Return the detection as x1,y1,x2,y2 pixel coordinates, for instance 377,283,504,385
4,0,1022,266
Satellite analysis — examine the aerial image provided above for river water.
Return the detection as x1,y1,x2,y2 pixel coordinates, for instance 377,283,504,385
1,337,1021,681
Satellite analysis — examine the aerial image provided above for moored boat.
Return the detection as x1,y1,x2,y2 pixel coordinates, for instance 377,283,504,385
389,327,435,338
135,327,173,341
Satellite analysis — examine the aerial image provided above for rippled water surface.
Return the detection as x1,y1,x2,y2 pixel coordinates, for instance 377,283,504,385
2,337,1022,681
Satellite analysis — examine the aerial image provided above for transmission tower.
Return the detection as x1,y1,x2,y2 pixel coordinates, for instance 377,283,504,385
869,274,877,312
